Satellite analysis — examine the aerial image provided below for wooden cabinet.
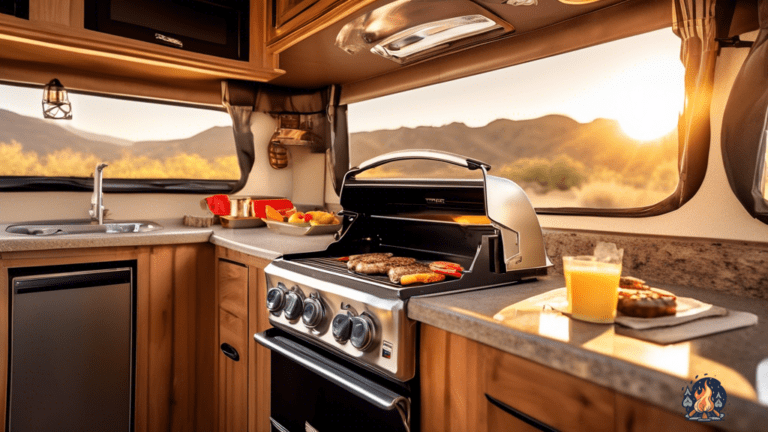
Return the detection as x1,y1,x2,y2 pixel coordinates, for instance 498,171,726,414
0,0,282,106
420,325,715,432
215,246,272,432
0,244,216,432
267,0,378,53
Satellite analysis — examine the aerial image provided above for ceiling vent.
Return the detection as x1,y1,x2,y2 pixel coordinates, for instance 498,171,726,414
335,0,514,65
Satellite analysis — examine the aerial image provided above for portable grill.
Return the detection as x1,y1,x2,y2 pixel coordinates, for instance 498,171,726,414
261,149,551,381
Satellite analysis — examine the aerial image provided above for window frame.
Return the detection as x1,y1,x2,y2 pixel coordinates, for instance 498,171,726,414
0,81,240,194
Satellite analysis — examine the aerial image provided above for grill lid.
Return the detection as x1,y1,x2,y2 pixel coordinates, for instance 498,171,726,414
339,150,552,272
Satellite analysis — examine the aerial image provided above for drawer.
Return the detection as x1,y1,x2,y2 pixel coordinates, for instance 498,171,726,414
218,259,248,318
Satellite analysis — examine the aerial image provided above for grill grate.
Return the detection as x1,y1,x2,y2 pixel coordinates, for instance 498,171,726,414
294,256,461,289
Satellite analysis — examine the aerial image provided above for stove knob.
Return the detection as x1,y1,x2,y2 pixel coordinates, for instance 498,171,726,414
350,314,375,351
302,295,324,328
283,289,304,321
332,313,352,343
266,283,287,313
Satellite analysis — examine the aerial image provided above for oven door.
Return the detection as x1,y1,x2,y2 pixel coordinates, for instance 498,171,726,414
255,328,413,432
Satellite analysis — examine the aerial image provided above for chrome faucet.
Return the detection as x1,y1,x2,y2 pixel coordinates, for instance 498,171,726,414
89,163,108,224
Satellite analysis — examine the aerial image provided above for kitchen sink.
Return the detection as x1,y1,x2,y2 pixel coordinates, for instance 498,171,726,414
5,219,163,236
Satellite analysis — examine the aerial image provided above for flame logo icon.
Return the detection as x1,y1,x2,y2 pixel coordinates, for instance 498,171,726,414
683,376,726,422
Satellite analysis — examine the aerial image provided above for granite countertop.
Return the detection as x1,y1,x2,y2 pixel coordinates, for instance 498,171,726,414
0,219,336,260
408,276,768,431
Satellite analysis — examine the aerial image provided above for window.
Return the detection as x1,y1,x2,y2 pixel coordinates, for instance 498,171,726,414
0,82,239,191
347,29,685,210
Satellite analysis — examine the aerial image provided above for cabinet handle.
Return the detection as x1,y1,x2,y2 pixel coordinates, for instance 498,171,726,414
220,343,240,361
485,394,559,432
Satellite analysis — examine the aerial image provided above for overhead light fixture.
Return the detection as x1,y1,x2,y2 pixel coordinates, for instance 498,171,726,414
371,15,499,63
336,0,514,65
42,78,72,120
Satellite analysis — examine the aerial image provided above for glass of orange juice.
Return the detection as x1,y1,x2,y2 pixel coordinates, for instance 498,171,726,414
563,255,622,323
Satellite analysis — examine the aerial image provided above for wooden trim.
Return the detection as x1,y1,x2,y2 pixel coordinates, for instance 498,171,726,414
0,245,145,262
267,0,379,54
195,245,217,432
135,248,151,432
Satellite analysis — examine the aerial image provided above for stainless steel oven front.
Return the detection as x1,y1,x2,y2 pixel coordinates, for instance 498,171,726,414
255,329,415,432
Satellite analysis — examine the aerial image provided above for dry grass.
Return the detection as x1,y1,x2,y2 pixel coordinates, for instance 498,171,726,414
0,141,239,180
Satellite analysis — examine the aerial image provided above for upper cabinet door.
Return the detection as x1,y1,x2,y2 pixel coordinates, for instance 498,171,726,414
274,0,320,28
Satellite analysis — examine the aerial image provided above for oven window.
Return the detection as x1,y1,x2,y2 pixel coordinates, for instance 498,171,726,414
0,82,239,192
347,29,684,211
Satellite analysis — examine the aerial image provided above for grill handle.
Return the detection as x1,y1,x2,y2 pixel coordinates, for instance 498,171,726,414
352,150,491,174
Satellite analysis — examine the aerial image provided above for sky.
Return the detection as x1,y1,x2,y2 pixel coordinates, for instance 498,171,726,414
1,84,232,142
348,28,686,141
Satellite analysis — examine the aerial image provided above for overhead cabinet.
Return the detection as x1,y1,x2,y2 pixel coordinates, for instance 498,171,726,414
267,0,378,52
0,0,282,105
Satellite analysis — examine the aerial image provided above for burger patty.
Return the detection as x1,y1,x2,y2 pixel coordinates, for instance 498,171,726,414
388,263,432,284
355,257,416,275
346,253,393,270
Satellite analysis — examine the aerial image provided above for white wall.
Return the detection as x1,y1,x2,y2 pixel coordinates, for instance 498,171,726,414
0,112,327,223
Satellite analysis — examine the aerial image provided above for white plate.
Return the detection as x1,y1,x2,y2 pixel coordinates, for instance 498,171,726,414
262,219,342,236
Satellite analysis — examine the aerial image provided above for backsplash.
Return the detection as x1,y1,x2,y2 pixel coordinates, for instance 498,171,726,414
543,229,768,300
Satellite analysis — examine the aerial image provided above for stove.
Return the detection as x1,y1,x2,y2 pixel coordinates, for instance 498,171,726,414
261,150,552,382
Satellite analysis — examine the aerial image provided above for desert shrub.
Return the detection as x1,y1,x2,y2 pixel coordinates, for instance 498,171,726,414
0,142,239,180
498,156,586,192
577,181,670,208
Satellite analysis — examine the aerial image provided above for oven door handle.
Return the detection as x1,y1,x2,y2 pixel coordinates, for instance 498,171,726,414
254,330,410,413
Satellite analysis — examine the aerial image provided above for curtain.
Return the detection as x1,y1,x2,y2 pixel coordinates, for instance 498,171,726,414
721,0,768,223
222,81,256,193
672,0,719,207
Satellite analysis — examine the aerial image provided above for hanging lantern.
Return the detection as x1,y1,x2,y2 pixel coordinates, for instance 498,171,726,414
42,79,72,120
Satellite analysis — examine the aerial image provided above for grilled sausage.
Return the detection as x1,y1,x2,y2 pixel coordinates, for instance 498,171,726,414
355,257,416,275
388,263,432,284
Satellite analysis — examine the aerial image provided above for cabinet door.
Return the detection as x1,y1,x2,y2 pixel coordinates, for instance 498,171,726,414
218,259,249,432
274,0,321,28
219,310,249,432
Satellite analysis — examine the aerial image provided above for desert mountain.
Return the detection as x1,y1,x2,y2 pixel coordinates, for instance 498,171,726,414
1,109,675,177
349,115,676,177
0,109,235,161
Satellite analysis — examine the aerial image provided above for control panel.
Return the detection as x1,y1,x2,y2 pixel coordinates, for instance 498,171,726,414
264,264,417,382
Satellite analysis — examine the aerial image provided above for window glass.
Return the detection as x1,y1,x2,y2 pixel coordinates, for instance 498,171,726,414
348,29,685,209
0,83,239,181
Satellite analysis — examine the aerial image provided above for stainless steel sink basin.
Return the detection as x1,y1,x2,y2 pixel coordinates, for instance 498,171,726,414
5,219,163,236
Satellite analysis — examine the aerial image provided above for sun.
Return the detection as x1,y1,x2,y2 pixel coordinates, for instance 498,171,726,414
618,109,679,141
613,58,685,141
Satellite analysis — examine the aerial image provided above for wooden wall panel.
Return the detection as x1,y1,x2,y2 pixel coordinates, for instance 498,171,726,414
195,245,217,432
251,265,271,432
29,0,72,26
420,324,486,432
147,246,175,432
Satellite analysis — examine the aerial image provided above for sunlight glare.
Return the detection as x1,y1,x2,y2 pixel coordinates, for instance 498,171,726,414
612,59,685,141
